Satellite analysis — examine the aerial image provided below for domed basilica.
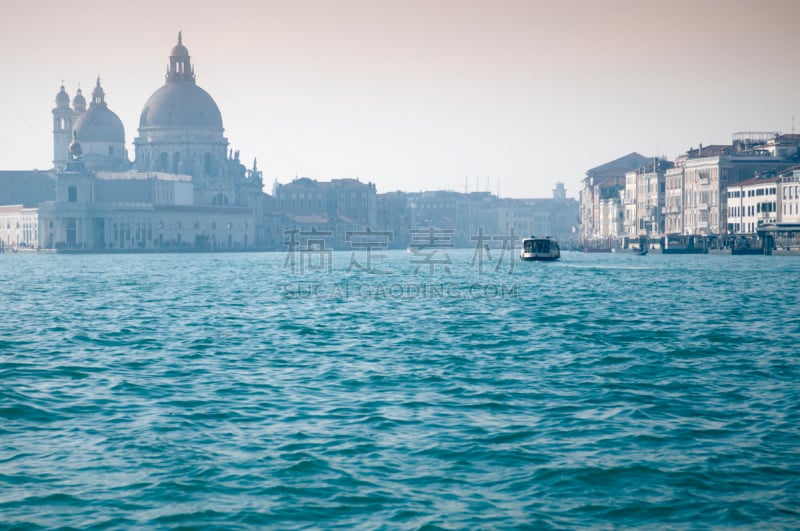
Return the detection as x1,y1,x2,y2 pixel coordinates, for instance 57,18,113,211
35,33,268,251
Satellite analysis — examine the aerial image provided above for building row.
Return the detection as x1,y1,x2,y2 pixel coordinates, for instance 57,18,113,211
579,133,800,247
267,180,579,250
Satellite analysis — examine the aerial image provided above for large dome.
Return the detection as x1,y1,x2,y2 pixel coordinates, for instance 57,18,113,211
138,82,223,130
138,33,223,131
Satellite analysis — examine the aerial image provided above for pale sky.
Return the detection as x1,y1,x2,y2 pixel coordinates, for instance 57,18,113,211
1,0,799,199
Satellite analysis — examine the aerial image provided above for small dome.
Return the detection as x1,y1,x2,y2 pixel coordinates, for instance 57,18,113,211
55,85,70,108
74,78,124,142
72,88,86,112
74,105,125,142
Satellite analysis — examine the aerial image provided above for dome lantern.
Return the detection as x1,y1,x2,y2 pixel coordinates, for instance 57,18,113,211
91,77,107,108
167,31,195,83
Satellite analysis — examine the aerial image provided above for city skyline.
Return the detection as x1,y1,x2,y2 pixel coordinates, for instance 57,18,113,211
1,0,799,199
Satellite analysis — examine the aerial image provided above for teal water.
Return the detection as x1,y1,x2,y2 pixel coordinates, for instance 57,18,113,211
1,250,799,529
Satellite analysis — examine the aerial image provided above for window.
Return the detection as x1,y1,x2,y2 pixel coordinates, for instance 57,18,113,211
68,186,77,202
204,153,212,176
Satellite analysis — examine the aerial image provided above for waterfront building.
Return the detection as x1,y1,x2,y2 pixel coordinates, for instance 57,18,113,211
0,205,39,251
623,170,637,240
636,159,671,237
407,190,484,247
375,191,412,249
0,171,57,251
36,159,255,250
579,152,650,241
624,159,672,240
664,163,685,235
726,174,780,234
779,167,800,223
497,198,543,239
272,177,378,248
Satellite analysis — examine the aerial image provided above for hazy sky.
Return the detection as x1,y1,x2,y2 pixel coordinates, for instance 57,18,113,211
1,0,799,198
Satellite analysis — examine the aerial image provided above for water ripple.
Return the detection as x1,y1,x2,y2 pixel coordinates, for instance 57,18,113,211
1,251,799,528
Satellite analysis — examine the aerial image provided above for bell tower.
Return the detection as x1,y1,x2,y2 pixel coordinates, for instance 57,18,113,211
52,83,73,171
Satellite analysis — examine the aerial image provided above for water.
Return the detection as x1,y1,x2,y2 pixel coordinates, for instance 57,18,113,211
1,250,799,529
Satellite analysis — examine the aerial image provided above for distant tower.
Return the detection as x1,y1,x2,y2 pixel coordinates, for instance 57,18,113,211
553,182,567,199
52,84,73,171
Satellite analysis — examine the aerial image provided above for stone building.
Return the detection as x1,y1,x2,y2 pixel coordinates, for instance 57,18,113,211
580,152,650,240
779,166,800,224
0,205,39,251
624,159,672,239
272,177,378,249
726,175,780,234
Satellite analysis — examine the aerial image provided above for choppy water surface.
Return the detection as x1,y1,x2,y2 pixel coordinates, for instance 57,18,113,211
1,250,799,529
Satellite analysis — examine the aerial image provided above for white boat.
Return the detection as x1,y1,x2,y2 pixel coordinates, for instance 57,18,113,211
520,236,560,261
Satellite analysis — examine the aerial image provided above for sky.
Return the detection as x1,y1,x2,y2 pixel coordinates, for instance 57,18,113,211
1,0,799,199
